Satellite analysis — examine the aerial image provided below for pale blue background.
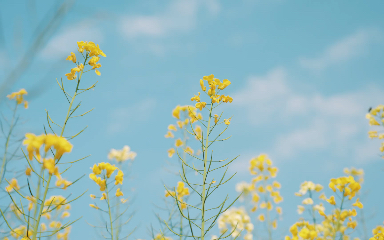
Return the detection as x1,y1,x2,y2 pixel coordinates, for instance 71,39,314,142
1,0,384,239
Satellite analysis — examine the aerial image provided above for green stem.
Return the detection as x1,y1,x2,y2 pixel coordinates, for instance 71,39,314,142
105,174,114,240
115,162,122,239
31,57,87,240
308,190,317,226
201,103,213,240
262,177,272,240
334,191,345,240
0,103,18,185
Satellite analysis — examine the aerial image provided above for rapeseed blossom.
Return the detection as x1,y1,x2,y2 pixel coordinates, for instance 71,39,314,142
108,145,137,162
65,41,106,80
218,207,253,240
5,178,20,192
7,88,28,108
165,181,190,209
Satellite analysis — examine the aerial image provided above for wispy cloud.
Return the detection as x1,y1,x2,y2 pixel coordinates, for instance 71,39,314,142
40,20,103,59
299,28,382,71
107,98,157,134
232,67,384,167
119,0,220,39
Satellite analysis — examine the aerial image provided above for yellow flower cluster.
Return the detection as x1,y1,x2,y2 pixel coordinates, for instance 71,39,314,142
371,225,384,240
286,173,364,240
10,225,33,239
294,181,324,216
7,88,28,109
154,233,173,240
343,167,364,184
191,74,232,111
165,181,190,209
217,207,253,240
89,162,124,210
22,195,71,238
329,176,361,200
23,133,73,161
5,178,20,192
166,105,202,158
108,145,137,162
235,154,282,237
65,41,106,80
366,105,384,155
247,155,283,212
366,105,384,126
286,221,318,240
235,181,255,199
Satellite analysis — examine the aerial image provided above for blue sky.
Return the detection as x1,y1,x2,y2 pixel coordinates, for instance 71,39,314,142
1,0,384,239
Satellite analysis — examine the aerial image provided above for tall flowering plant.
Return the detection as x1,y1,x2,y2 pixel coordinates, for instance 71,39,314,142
0,41,105,240
163,74,238,240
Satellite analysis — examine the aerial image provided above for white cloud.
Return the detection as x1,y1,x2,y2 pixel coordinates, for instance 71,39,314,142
120,0,220,39
299,28,382,70
232,67,384,164
107,98,157,134
40,20,103,59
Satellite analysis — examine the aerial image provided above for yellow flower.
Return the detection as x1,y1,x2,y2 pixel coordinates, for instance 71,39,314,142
368,131,378,138
297,205,305,214
200,79,206,91
116,188,124,197
272,220,277,229
90,204,99,210
224,119,230,125
41,223,47,231
352,198,363,209
218,79,231,90
23,133,45,160
66,52,77,63
168,124,177,131
115,170,124,185
191,92,201,102
90,194,96,199
176,181,190,197
276,207,282,215
168,148,175,158
302,198,314,205
65,66,81,80
258,214,265,222
25,167,32,176
55,177,71,190
61,211,70,218
43,158,60,176
327,196,336,205
7,89,28,107
108,146,136,162
221,95,233,103
185,146,194,155
366,113,380,125
214,114,219,124
195,102,206,111
164,131,174,138
172,105,181,119
175,139,183,147
100,192,107,200
5,178,20,192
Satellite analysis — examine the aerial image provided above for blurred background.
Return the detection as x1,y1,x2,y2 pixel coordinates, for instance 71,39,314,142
1,0,384,239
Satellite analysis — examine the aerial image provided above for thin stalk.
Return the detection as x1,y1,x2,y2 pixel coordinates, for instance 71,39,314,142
105,174,115,240
0,103,18,184
31,56,87,240
308,190,317,226
115,162,122,239
201,103,213,240
262,177,272,240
